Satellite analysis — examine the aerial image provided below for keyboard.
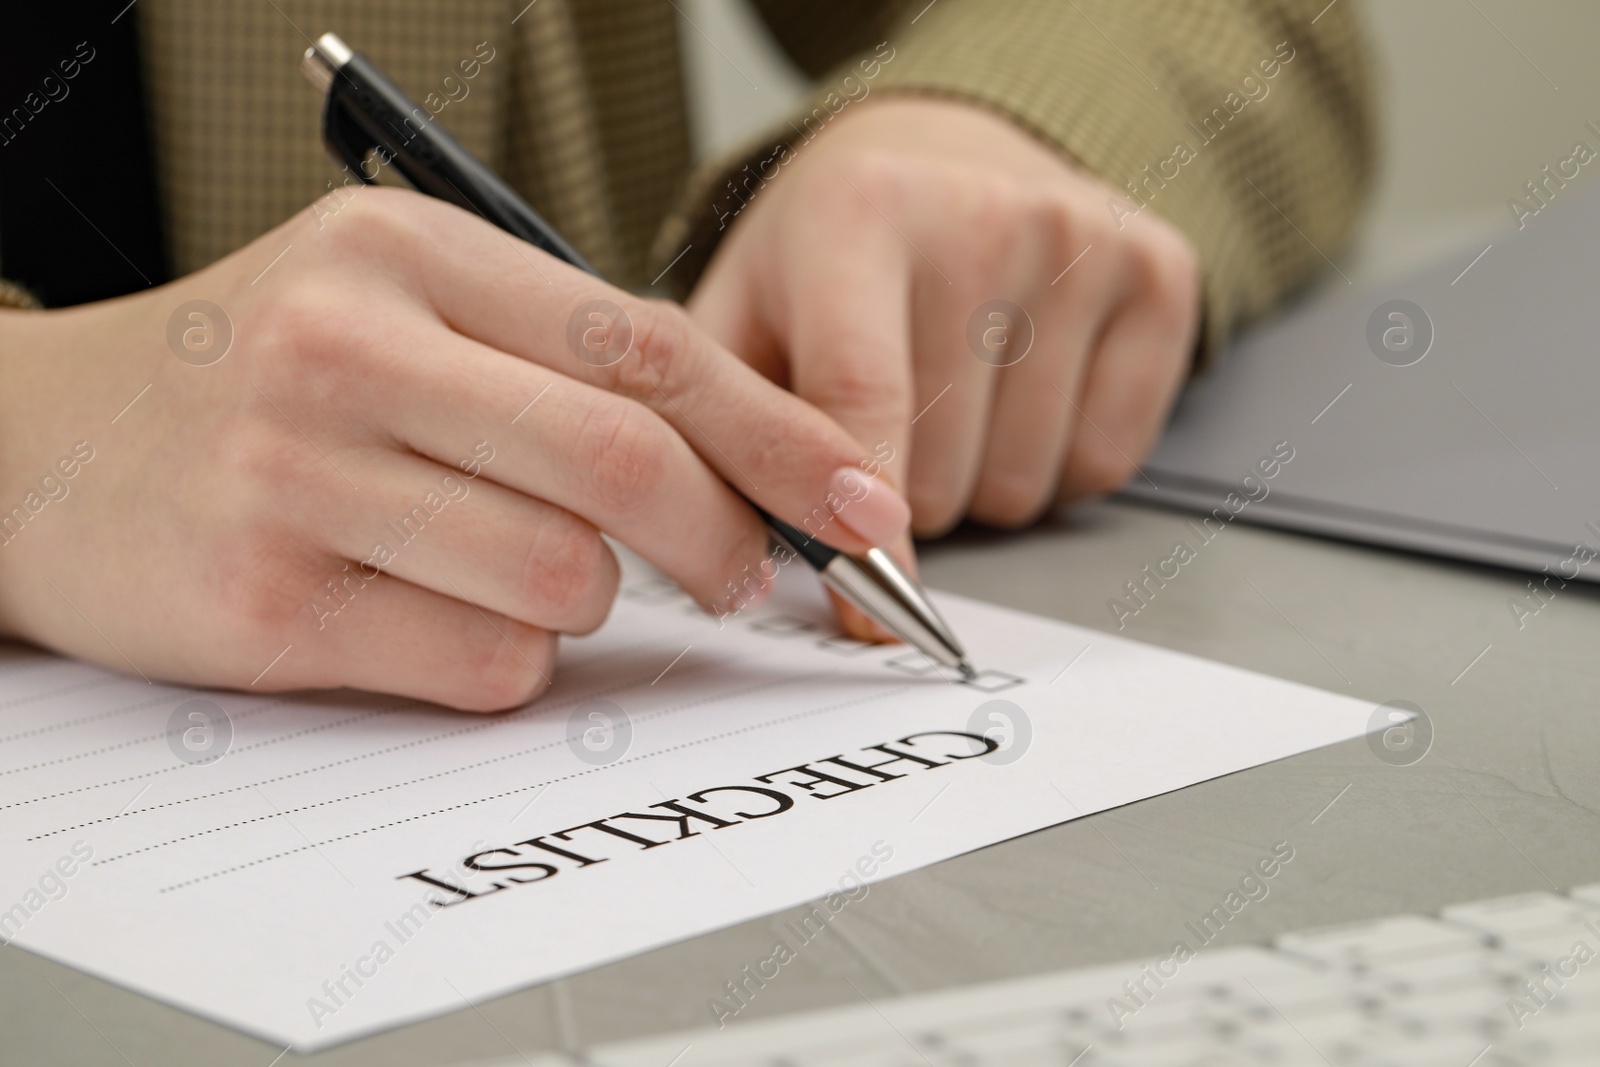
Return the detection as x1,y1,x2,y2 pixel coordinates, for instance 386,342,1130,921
525,885,1600,1066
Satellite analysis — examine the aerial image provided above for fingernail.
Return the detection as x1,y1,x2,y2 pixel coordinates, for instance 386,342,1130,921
828,467,911,546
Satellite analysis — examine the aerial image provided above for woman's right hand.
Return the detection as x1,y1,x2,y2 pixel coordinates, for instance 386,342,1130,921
0,187,911,710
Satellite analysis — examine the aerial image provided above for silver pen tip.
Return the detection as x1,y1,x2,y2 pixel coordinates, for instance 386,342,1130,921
957,661,977,681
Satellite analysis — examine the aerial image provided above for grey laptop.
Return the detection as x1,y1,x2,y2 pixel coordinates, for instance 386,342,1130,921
1121,187,1600,583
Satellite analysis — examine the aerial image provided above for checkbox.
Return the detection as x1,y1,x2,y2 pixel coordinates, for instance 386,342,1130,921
884,650,943,676
815,633,879,655
960,669,1026,693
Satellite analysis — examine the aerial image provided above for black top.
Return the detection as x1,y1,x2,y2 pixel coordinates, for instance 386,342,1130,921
0,3,168,307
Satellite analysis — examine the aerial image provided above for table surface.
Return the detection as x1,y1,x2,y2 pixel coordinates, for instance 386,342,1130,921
6,496,1598,1065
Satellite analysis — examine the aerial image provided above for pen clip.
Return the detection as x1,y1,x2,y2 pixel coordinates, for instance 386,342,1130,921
304,32,595,270
322,93,385,187
303,35,387,187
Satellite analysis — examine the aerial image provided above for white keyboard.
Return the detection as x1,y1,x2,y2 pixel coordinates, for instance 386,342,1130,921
526,885,1600,1066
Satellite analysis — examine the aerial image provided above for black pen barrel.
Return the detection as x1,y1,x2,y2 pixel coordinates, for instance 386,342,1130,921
322,51,596,273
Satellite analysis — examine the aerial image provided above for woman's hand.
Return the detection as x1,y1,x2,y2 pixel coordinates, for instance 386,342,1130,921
0,187,909,710
690,96,1201,536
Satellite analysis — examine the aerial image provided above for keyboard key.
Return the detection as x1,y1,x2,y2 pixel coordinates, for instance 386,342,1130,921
1276,916,1488,968
1443,891,1600,941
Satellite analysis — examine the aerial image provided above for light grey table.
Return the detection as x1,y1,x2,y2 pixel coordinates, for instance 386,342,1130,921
7,497,1598,1065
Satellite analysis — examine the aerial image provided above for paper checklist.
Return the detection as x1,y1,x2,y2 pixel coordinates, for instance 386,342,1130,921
0,554,1378,1049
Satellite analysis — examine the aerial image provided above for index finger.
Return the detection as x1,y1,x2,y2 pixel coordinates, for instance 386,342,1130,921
367,190,912,554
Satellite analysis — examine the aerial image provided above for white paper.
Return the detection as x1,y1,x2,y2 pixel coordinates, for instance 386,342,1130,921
0,556,1378,1050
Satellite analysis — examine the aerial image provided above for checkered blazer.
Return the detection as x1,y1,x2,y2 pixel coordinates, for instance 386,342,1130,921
3,0,1374,352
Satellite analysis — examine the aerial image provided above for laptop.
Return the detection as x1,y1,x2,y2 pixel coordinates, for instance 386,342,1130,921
1121,186,1600,584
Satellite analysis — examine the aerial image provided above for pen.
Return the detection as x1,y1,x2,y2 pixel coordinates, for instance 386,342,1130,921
300,33,974,679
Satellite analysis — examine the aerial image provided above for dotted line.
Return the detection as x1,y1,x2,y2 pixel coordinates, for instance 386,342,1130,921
157,683,909,893
82,679,651,855
0,675,122,715
0,697,373,780
0,690,176,745
2,698,386,813
6,645,650,818
0,731,172,777
91,670,806,859
204,695,304,724
28,718,466,836
157,766,615,893
215,708,398,757
2,764,184,812
0,693,297,782
99,747,571,863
